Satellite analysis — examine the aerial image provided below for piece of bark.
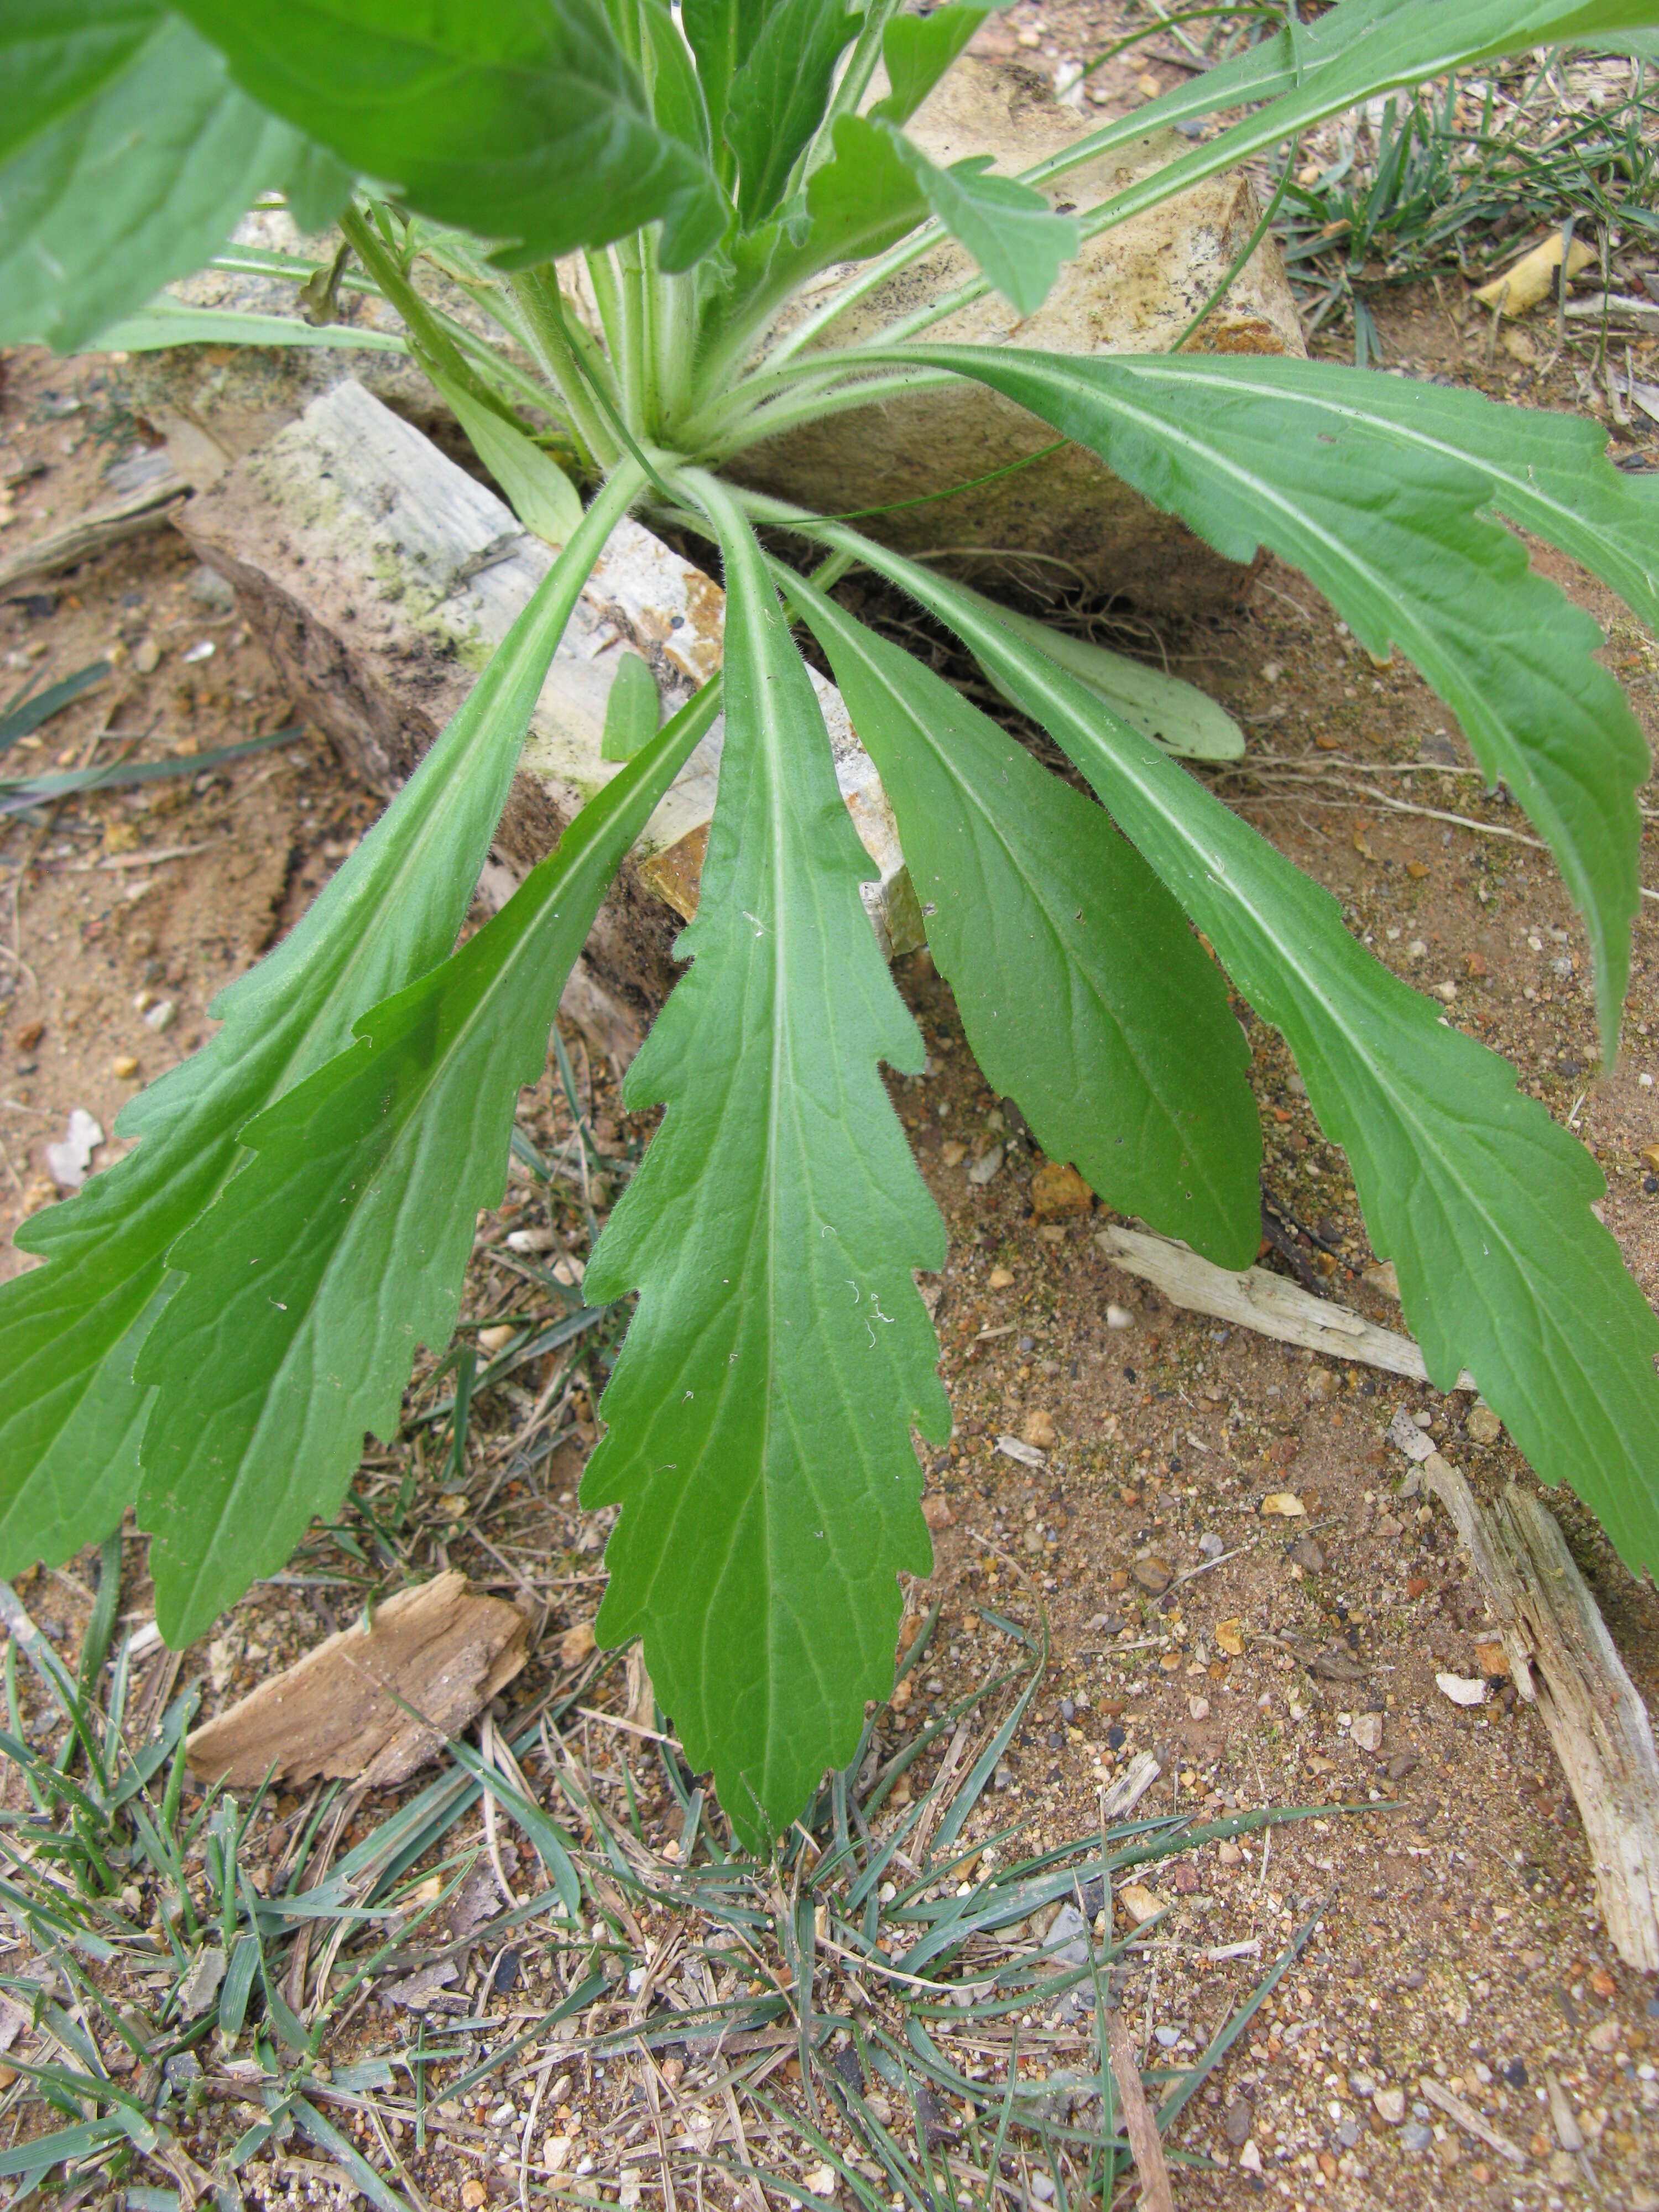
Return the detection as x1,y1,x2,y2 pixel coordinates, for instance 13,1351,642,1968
1093,1221,1477,1390
1419,1454,1659,1971
0,467,187,593
186,1571,528,1791
174,378,922,1063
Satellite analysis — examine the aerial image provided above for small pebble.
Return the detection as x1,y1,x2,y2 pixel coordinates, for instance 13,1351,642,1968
133,637,160,674
1373,2088,1406,2125
1466,1404,1502,1443
1224,2099,1254,2148
1154,2026,1181,2050
1132,1555,1172,1595
1400,2123,1433,2153
111,1053,140,1079
1351,1712,1384,1754
967,1144,1003,1185
1198,1531,1224,1559
1437,1671,1486,1708
1105,1302,1134,1329
142,997,176,1033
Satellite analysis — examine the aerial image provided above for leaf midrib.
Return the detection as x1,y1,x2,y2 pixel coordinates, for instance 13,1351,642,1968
1109,354,1659,618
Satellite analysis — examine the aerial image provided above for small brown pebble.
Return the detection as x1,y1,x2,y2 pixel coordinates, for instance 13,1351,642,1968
14,1020,44,1051
1022,1408,1057,1451
1406,860,1430,880
920,1495,954,1533
1030,1159,1092,1219
988,1265,1015,1288
112,1054,140,1079
1590,1966,1616,1999
558,1621,596,1668
461,2180,487,2210
1133,1555,1172,1594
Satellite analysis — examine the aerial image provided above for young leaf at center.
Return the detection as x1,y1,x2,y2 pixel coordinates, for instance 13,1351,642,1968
582,477,951,1851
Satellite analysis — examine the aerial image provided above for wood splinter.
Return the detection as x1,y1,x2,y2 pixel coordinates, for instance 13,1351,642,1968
1417,1451,1659,1973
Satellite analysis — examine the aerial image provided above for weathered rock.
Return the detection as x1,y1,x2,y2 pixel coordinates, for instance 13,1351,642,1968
734,57,1304,614
176,379,921,1060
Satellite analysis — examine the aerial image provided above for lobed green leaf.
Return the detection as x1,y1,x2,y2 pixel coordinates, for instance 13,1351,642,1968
174,0,728,271
877,132,1078,318
643,0,715,166
872,2,994,127
583,477,950,1851
818,528,1659,1583
135,682,717,1647
0,0,159,164
780,562,1261,1264
942,581,1244,763
0,13,347,351
868,346,1651,1055
0,467,645,1592
802,115,930,270
724,0,860,229
681,0,770,180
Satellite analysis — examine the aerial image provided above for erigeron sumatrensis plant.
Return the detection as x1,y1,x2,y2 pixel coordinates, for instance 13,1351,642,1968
3,0,1659,1850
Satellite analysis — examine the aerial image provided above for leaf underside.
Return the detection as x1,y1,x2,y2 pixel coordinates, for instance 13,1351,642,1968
173,0,727,270
134,686,719,1646
828,531,1659,1583
583,481,950,1851
0,13,337,351
780,562,1262,1265
877,347,1650,1059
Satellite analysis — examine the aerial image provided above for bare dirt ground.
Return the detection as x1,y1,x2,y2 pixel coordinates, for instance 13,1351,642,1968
2,13,1658,2210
